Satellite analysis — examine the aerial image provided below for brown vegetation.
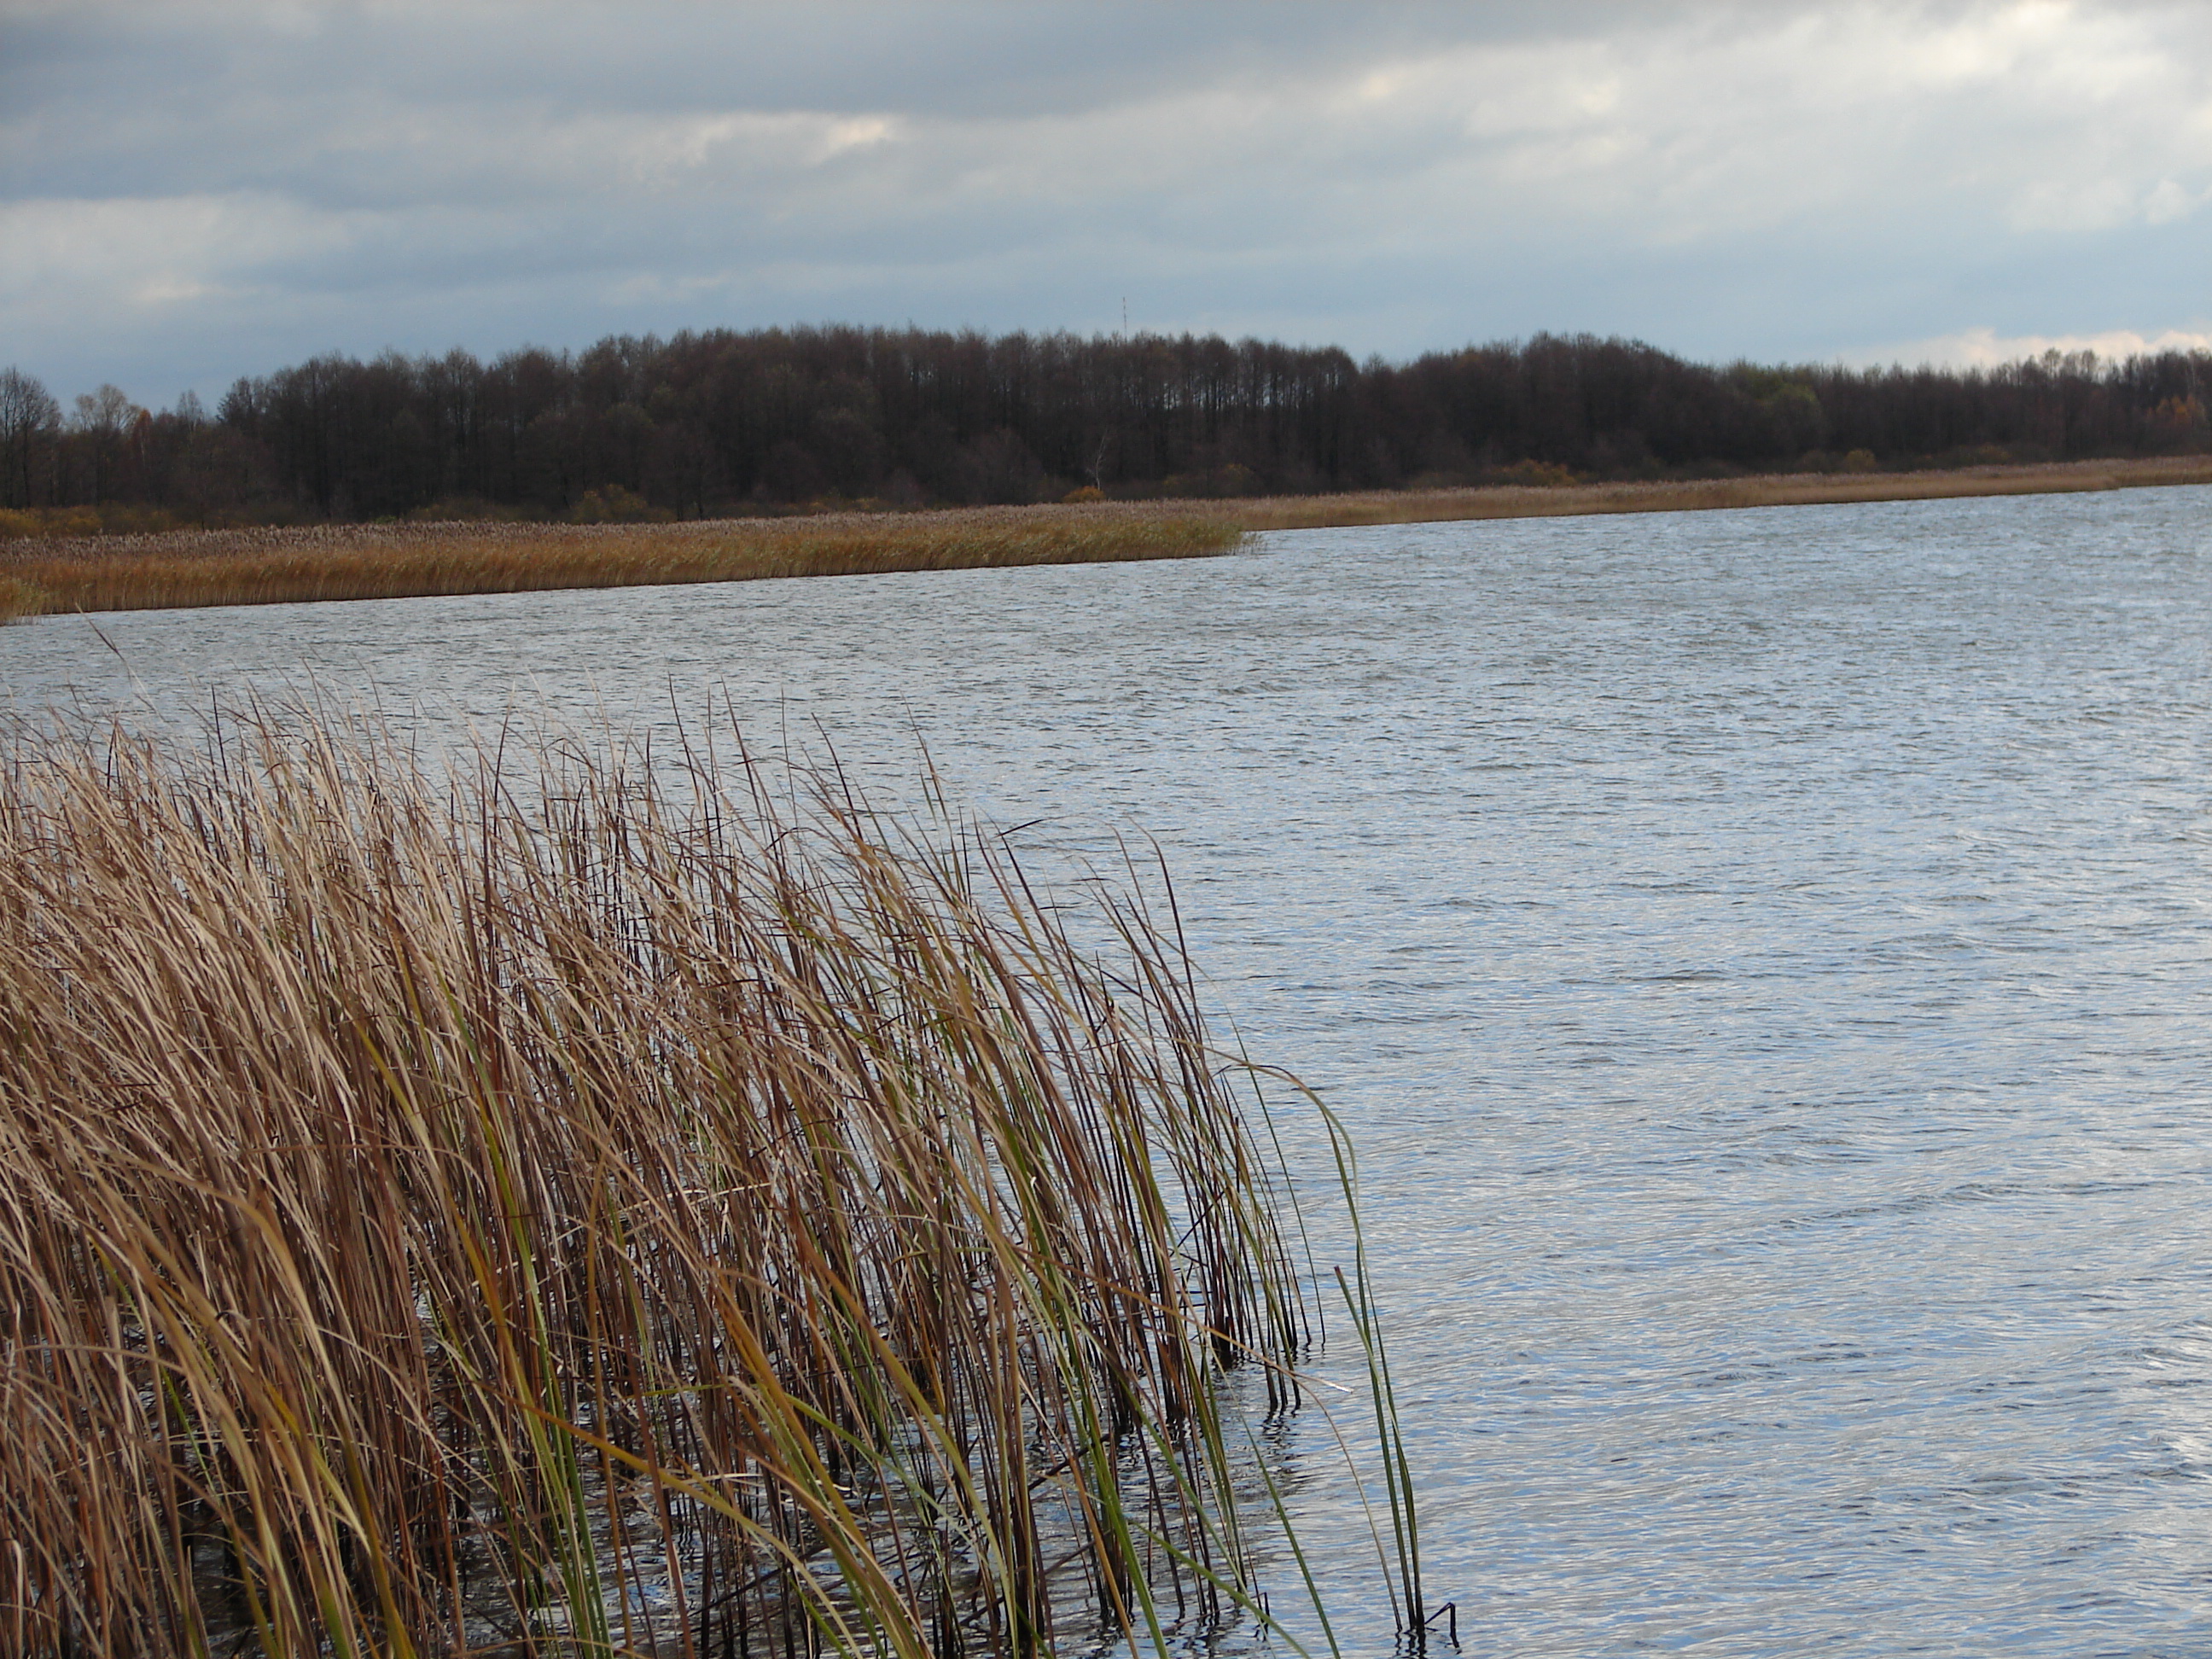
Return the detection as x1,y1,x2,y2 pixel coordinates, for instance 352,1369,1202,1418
3,451,2205,620
0,508,1247,618
1216,454,2212,531
0,709,1400,1656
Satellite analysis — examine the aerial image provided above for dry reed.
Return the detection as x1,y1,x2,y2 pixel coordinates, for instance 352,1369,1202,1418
0,511,1245,619
1215,454,2212,532
0,707,1385,1657
6,454,2200,624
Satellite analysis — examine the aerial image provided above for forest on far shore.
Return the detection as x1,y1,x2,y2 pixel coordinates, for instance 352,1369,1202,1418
3,327,2208,528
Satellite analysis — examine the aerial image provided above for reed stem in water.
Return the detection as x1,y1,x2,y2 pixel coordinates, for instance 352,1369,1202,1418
0,707,1409,1657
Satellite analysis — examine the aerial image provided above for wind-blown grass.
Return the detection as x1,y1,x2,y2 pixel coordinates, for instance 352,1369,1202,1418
0,707,1410,1657
0,509,1246,618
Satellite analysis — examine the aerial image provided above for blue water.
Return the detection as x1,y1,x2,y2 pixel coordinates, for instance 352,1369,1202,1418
10,486,2212,1655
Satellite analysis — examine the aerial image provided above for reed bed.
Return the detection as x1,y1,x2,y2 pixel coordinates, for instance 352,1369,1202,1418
0,510,1245,618
0,707,1400,1657
5,454,2199,624
1218,454,2212,532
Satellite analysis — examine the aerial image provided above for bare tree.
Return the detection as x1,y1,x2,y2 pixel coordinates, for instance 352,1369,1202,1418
70,383,141,504
0,367,61,509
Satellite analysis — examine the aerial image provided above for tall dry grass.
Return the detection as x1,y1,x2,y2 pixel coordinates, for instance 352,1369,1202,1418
0,511,1245,619
0,708,1395,1657
9,452,2203,625
1219,454,2212,532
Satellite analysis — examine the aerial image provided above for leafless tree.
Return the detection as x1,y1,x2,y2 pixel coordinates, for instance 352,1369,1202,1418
0,366,61,509
70,383,141,504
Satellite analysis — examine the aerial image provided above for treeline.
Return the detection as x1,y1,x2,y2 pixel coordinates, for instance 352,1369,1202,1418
3,328,2209,523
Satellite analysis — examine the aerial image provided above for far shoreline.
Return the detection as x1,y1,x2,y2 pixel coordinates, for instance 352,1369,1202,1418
1208,454,2212,533
3,455,2206,617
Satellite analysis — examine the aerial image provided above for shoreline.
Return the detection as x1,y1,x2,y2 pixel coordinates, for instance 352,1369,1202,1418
0,510,1240,616
3,455,2207,616
1212,454,2212,532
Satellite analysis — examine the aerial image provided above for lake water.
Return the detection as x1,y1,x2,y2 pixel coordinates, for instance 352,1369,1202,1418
9,487,2212,1656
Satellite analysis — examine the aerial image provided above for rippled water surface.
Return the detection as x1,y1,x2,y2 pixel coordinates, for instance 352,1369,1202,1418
10,488,2212,1655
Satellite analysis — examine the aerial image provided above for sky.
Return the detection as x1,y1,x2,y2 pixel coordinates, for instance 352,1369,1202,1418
7,0,2212,405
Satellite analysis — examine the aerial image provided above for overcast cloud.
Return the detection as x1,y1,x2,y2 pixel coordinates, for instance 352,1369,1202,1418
6,1,2212,403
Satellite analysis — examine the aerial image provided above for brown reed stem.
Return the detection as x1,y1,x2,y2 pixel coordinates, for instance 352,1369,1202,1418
0,707,1366,1657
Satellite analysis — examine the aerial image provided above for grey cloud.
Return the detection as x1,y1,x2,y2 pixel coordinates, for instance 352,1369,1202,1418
6,2,2212,403
3,2,1753,209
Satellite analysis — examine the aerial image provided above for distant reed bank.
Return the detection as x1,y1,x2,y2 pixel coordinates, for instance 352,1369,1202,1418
1222,453,2212,531
0,508,1245,617
0,709,1419,1656
3,454,2207,618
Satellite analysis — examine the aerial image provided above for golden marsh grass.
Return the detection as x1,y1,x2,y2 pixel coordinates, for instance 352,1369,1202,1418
0,509,1247,619
0,707,1415,1657
4,456,2204,623
1215,455,2212,532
